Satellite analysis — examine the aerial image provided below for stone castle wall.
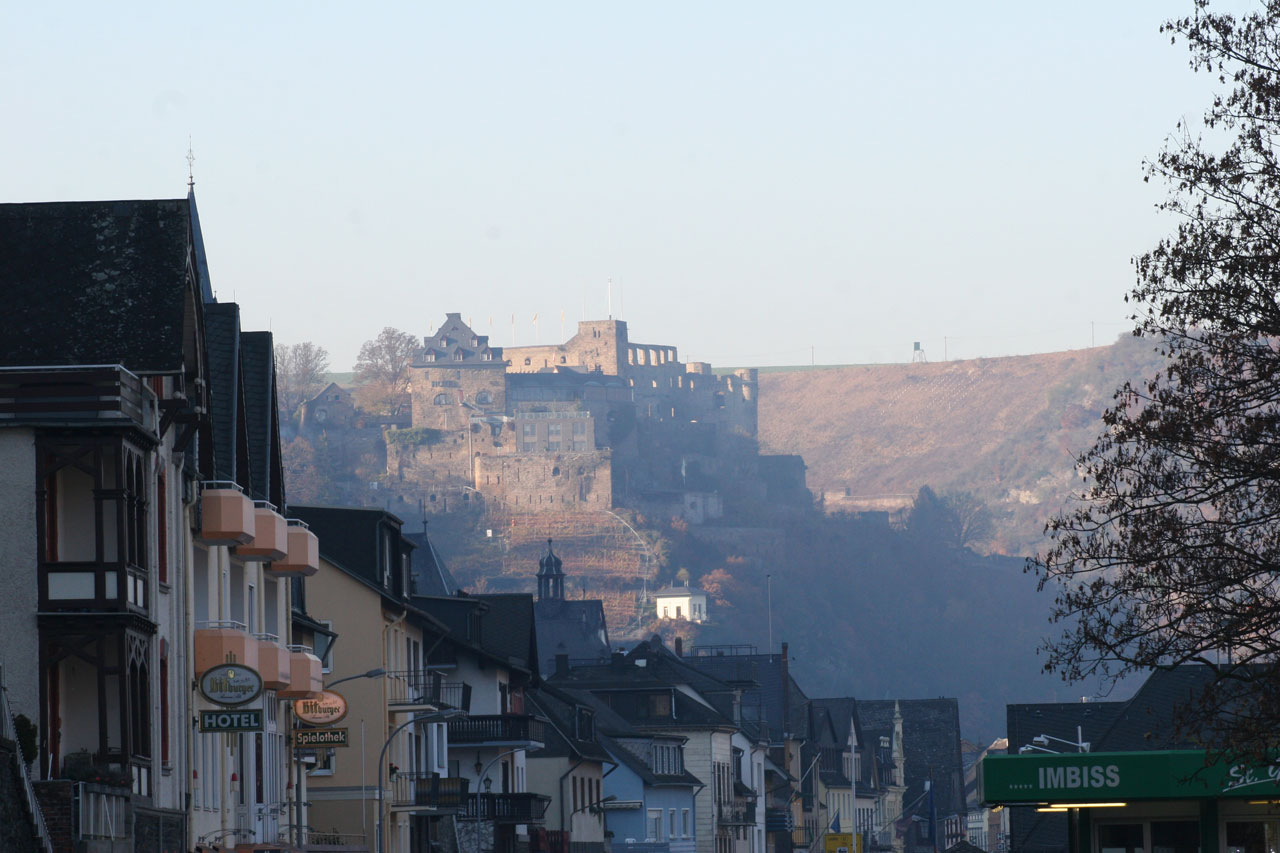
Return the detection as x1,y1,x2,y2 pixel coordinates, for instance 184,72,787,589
506,320,628,375
408,365,508,430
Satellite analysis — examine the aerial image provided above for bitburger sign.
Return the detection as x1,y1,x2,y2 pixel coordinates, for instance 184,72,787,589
294,690,348,726
199,664,263,707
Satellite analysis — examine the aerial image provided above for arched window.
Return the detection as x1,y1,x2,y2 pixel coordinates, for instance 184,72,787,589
476,391,493,406
433,393,450,405
524,358,532,366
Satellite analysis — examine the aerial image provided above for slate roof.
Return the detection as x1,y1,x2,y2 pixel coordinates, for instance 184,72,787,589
526,684,613,763
858,699,964,818
0,199,197,372
415,313,503,367
683,648,809,743
240,331,282,505
472,593,540,678
404,529,459,596
534,597,611,674
204,302,248,485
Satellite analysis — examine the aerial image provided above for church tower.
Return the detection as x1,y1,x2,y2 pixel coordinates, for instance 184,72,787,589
536,538,565,601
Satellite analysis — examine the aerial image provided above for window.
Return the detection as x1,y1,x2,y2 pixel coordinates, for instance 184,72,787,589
548,424,562,436
647,809,663,842
670,809,677,838
523,424,537,437
476,391,493,406
573,421,586,435
682,809,691,837
433,393,450,405
548,441,560,451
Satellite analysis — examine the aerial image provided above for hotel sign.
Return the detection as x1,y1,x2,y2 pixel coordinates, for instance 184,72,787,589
981,750,1280,804
199,664,263,707
294,690,348,726
200,709,263,733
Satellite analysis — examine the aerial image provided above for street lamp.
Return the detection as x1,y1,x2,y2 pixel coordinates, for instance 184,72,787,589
378,709,466,853
293,668,388,846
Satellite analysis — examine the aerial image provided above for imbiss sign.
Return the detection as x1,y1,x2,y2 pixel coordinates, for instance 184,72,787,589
294,690,348,726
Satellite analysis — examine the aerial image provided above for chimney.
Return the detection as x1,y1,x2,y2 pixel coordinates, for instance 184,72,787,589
780,642,790,737
555,653,569,678
674,637,683,658
611,651,626,672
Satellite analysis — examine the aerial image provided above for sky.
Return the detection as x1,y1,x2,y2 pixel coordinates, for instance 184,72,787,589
1,2,1234,371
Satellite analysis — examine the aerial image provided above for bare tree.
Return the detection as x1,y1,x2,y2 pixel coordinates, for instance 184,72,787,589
354,327,419,389
275,341,330,418
1032,2,1280,758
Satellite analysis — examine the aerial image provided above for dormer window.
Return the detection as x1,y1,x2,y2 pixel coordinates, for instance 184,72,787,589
426,352,436,362
453,350,464,361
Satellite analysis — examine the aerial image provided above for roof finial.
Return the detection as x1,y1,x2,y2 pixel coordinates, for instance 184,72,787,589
186,136,196,189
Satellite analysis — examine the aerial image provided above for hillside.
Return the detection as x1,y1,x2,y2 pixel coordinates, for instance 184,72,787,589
756,334,1167,555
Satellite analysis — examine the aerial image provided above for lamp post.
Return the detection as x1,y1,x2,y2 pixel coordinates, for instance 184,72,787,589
292,668,388,846
378,709,466,853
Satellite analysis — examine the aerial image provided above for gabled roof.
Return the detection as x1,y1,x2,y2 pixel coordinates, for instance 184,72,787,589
205,302,245,485
0,199,198,373
404,528,458,596
415,313,503,367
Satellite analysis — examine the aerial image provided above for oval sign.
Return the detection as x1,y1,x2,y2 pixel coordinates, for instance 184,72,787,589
200,664,263,707
294,690,348,726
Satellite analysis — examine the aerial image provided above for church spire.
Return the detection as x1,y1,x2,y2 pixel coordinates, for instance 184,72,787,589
536,538,565,601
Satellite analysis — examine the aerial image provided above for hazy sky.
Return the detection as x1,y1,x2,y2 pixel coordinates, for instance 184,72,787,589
2,2,1230,370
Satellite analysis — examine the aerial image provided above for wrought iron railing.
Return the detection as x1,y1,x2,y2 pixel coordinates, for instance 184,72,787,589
447,714,544,745
0,665,54,853
390,773,469,808
384,671,470,710
459,792,552,822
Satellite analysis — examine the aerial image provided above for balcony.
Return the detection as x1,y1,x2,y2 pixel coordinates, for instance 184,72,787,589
385,671,471,712
717,799,756,826
255,633,292,690
199,483,255,546
390,774,470,811
194,621,258,676
268,519,319,576
280,645,323,698
0,365,154,431
235,501,288,562
460,792,551,823
447,714,545,748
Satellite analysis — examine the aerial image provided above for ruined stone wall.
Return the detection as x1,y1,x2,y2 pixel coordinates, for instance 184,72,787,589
475,450,613,510
506,320,628,375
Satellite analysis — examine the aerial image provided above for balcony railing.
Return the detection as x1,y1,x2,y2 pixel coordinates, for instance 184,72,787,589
717,800,755,826
447,714,544,746
391,774,470,809
460,792,551,823
0,365,155,432
385,672,471,711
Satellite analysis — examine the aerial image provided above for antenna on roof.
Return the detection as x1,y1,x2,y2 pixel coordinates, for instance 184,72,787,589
186,136,196,189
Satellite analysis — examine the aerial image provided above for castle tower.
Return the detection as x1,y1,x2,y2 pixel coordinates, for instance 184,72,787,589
536,538,565,601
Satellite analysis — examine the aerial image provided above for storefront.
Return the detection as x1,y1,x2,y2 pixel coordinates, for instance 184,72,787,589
980,749,1280,852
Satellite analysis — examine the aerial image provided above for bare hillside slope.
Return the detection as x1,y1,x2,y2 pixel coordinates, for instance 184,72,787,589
757,335,1165,555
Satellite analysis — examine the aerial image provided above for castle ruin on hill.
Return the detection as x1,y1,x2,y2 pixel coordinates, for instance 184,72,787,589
301,313,810,524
